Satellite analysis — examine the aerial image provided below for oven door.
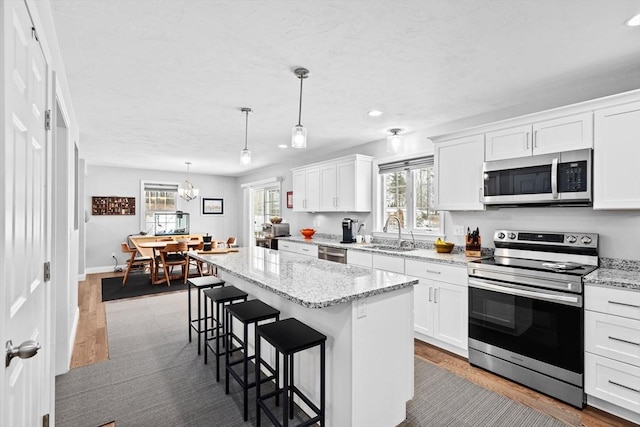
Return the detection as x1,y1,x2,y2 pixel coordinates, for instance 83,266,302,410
468,278,583,374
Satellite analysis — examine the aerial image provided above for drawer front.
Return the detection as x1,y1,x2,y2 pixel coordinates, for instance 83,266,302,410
405,259,467,285
297,243,318,257
585,352,640,414
586,285,640,320
348,250,373,268
586,311,640,367
278,241,296,253
372,254,404,274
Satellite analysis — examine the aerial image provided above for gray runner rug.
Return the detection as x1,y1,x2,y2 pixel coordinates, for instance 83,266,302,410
55,291,568,427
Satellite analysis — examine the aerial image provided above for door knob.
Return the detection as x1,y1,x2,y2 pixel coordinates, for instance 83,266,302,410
5,340,40,367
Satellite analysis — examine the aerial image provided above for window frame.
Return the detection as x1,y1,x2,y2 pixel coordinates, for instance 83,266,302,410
140,180,180,234
374,153,444,240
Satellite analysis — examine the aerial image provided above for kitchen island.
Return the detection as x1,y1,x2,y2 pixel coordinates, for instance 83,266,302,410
190,246,418,427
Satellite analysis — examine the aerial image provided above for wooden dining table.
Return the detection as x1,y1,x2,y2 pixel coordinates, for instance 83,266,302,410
138,240,204,285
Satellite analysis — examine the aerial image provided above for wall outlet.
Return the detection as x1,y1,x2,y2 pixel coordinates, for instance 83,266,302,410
357,299,367,318
453,225,465,236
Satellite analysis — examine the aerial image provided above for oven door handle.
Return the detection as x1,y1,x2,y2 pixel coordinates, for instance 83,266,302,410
469,278,582,307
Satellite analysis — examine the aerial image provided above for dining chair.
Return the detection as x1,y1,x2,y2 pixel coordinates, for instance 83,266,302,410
120,242,152,286
185,241,206,283
157,242,189,286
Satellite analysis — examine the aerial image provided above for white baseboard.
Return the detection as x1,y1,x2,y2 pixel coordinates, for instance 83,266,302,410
85,265,123,274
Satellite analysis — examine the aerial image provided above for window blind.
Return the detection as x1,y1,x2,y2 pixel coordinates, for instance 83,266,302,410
143,182,179,192
378,156,434,174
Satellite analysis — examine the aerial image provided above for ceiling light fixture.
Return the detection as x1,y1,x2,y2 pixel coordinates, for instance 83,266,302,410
292,67,310,148
387,128,405,153
368,110,383,117
178,161,199,201
624,13,640,26
240,107,252,166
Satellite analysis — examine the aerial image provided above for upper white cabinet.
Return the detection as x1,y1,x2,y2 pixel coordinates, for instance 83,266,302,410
434,134,485,211
485,112,593,161
292,167,320,212
293,154,372,212
593,101,640,210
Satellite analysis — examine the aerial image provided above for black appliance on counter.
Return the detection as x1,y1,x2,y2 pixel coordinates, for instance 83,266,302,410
256,237,279,250
467,229,598,408
341,218,357,243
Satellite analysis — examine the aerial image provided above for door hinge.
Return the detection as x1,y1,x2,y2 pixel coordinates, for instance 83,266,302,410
44,262,51,282
32,27,39,42
42,413,49,427
45,110,52,131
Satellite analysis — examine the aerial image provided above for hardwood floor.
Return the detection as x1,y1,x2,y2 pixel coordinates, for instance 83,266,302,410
71,273,636,427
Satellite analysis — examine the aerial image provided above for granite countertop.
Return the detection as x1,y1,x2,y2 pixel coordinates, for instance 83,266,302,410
280,236,480,266
190,247,418,308
584,263,640,292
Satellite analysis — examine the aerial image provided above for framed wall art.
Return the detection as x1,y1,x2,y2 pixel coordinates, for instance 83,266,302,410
286,191,293,209
202,197,224,215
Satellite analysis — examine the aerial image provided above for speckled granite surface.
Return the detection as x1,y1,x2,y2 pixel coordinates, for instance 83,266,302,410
190,247,418,308
585,258,640,292
281,236,485,266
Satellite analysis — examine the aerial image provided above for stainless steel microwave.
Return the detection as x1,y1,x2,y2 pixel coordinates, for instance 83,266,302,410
482,149,592,206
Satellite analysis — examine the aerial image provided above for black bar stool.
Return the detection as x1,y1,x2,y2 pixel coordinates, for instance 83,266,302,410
256,318,326,427
225,300,280,421
187,275,225,355
203,286,248,381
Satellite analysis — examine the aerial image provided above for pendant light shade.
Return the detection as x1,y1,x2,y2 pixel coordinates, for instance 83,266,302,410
387,128,404,153
178,162,199,201
292,67,309,148
240,107,252,166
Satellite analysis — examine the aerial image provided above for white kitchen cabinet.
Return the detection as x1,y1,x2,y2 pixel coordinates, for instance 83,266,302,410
372,253,404,274
585,285,640,421
294,154,372,213
347,250,373,268
292,167,320,212
405,260,468,356
278,241,318,257
485,112,593,161
593,101,640,210
434,134,485,211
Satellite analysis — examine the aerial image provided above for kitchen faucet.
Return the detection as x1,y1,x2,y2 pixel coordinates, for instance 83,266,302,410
383,215,402,248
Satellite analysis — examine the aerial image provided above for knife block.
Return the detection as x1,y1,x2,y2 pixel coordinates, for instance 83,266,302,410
465,235,482,257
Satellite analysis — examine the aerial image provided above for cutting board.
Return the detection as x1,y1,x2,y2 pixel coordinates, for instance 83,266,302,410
198,248,239,254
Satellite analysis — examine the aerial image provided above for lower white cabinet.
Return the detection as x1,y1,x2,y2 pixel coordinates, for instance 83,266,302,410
585,285,640,422
278,241,318,257
372,253,404,274
405,260,468,356
348,250,373,268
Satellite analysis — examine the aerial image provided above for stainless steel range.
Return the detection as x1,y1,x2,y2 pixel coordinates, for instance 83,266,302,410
467,229,599,408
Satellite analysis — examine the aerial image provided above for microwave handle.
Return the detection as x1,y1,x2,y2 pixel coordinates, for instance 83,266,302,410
551,157,559,199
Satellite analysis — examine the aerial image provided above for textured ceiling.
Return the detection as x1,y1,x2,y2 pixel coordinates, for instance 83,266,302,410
49,0,640,176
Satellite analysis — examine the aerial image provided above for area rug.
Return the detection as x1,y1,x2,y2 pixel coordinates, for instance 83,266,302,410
56,291,569,427
101,275,188,302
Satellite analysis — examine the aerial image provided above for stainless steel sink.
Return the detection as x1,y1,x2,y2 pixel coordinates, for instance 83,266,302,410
369,245,416,252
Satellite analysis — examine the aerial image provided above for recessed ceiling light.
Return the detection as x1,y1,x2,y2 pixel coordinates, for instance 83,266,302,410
368,110,383,117
624,13,640,26
278,144,288,149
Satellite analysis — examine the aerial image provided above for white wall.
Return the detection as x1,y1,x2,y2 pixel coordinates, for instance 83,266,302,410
85,165,239,271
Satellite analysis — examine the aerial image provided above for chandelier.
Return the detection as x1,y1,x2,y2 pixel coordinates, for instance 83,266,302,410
178,161,199,201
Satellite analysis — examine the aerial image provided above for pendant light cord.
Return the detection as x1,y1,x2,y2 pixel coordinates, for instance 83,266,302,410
244,110,249,150
297,74,304,126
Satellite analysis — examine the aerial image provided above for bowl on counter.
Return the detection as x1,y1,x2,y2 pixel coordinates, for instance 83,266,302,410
270,217,282,224
300,228,316,239
434,241,455,253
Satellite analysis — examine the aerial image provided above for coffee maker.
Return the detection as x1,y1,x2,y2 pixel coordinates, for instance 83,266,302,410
341,218,358,243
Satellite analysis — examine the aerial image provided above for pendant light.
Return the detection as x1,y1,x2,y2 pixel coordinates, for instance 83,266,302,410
178,161,199,201
292,67,310,148
240,107,252,166
387,128,404,153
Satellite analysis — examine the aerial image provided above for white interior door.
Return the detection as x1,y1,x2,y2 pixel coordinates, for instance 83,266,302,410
1,0,51,425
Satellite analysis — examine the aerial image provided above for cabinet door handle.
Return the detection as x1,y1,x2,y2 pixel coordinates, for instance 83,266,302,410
425,270,441,275
335,197,339,207
428,287,432,302
609,336,640,346
609,301,640,309
608,380,640,394
533,130,538,148
526,132,530,150
434,288,438,303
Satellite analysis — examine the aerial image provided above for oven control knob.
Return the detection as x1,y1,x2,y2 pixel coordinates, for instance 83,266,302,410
497,232,505,239
508,233,516,240
581,236,592,245
566,235,577,243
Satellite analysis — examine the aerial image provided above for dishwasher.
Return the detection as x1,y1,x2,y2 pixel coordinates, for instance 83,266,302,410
317,245,347,264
